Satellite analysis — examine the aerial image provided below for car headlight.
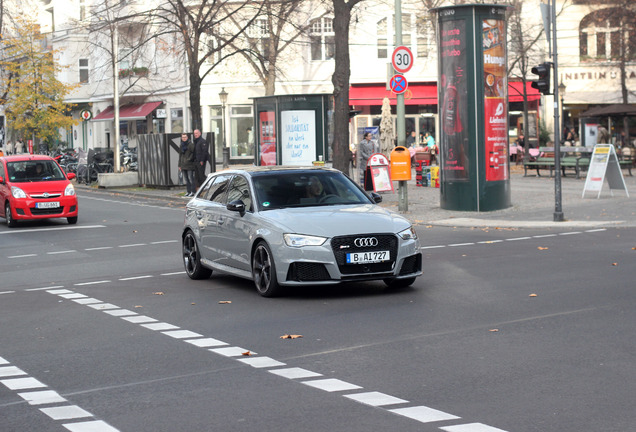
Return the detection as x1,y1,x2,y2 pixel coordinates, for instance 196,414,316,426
284,233,327,247
11,186,27,199
64,183,76,196
398,226,417,240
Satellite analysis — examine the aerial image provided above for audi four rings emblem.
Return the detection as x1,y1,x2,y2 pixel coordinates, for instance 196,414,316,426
354,237,378,247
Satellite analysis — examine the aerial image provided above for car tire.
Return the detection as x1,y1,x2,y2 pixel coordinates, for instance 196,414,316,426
5,202,17,228
252,241,281,297
182,231,212,280
67,216,78,225
383,277,416,289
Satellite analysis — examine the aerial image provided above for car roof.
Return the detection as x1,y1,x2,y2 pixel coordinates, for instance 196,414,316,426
1,154,55,163
213,166,342,178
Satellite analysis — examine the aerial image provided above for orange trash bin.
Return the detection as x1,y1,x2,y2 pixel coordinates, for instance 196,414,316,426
390,146,412,181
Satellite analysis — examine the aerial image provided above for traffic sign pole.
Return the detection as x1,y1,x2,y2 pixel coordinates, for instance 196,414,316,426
394,0,407,212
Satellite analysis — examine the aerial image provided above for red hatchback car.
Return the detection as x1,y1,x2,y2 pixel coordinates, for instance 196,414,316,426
0,154,78,227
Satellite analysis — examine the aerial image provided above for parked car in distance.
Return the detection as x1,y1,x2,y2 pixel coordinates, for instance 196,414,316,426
0,154,78,227
182,166,422,297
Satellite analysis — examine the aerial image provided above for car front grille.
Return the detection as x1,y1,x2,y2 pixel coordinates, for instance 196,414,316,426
399,254,422,275
30,206,65,215
30,193,62,198
331,234,397,275
286,262,331,282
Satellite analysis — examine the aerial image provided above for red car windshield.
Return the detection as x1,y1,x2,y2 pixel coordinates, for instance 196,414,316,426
6,160,66,182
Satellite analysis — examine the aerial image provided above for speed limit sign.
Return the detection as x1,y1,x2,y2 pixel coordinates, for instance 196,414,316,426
392,46,413,74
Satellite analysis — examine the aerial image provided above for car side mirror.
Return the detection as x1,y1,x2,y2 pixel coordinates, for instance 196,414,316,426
0,176,4,184
370,192,382,203
227,199,246,214
67,172,76,180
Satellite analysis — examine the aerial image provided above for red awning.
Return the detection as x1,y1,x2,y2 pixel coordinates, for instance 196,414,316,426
508,82,541,102
350,83,438,106
93,101,162,121
350,82,541,106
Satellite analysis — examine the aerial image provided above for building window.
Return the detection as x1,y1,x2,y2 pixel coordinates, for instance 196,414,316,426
377,18,387,59
79,0,86,21
171,108,184,133
230,105,254,158
249,18,270,60
310,17,335,61
79,59,89,84
579,9,636,61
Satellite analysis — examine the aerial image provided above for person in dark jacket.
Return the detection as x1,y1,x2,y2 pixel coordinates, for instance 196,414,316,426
193,129,209,187
178,133,197,196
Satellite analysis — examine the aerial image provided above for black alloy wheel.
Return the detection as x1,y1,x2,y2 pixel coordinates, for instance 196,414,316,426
252,241,281,297
183,231,212,279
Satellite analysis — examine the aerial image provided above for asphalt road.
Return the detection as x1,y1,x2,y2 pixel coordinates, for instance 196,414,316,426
1,191,634,432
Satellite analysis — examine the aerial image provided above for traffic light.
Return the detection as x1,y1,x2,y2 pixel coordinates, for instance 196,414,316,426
531,62,552,95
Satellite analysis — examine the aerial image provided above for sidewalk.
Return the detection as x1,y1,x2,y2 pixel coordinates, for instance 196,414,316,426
75,165,635,229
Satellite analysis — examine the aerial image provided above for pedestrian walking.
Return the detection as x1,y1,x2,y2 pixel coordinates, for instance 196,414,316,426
357,132,375,189
5,141,12,155
15,139,24,154
178,133,197,196
193,129,209,188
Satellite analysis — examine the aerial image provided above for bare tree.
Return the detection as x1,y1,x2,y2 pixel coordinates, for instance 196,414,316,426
153,0,263,130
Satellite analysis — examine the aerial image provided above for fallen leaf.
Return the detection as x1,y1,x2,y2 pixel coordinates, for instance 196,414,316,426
133,230,138,233
191,303,196,305
632,247,636,250
219,300,232,304
242,351,252,356
611,263,618,266
529,293,538,297
280,334,303,339
134,305,143,308
538,247,549,250
153,292,164,295
489,329,499,332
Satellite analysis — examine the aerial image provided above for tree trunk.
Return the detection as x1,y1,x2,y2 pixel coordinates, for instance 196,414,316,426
190,70,202,131
331,0,353,173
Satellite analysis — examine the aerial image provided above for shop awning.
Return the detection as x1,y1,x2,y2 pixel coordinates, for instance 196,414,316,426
350,82,540,106
93,101,162,121
350,83,438,106
508,82,541,102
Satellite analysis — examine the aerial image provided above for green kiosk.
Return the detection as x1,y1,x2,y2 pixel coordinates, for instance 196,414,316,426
435,4,511,211
252,94,333,167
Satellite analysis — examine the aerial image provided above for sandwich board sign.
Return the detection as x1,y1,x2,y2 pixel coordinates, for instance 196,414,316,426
582,144,629,199
367,153,393,193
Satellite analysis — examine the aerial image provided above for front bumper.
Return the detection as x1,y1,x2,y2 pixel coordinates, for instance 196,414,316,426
10,197,78,221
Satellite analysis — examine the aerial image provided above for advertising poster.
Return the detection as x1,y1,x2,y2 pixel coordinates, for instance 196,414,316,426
483,19,508,181
259,111,276,166
439,19,469,180
281,110,316,166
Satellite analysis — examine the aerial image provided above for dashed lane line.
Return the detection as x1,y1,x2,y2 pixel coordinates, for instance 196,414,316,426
0,355,120,432
421,228,606,250
0,225,106,235
34,287,513,432
3,239,176,259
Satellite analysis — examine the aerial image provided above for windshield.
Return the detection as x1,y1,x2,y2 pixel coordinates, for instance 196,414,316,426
252,171,372,211
6,160,66,182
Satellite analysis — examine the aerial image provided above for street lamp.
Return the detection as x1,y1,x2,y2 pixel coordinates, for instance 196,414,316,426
558,81,566,140
219,87,229,168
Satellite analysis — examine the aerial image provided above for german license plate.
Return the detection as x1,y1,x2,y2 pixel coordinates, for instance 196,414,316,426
346,250,389,264
36,201,60,209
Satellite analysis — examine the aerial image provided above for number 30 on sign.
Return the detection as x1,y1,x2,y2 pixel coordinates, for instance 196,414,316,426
392,46,414,74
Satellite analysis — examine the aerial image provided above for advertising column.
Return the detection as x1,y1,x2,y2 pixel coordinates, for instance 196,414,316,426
436,4,511,211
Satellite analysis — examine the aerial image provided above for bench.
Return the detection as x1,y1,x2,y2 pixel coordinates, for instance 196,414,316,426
524,155,591,179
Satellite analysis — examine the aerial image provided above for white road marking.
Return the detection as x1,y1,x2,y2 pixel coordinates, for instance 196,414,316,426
532,234,557,238
161,271,185,276
151,240,178,244
47,250,77,255
420,245,446,249
1,377,47,390
121,315,157,324
9,254,37,258
344,391,408,407
389,406,460,423
59,293,88,299
478,240,503,244
18,390,67,405
40,405,92,420
301,378,362,392
0,366,26,377
585,229,607,233
73,298,102,305
26,286,65,291
0,291,16,295
103,309,137,317
87,303,119,310
441,423,509,432
75,280,111,286
63,420,121,432
238,357,286,369
449,243,475,247
559,231,582,235
162,330,202,339
0,356,8,365
184,338,228,348
505,237,532,241
209,347,255,357
268,368,322,380
140,322,179,331
119,275,153,281
118,243,146,248
0,225,105,235
85,247,113,251
47,289,74,295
